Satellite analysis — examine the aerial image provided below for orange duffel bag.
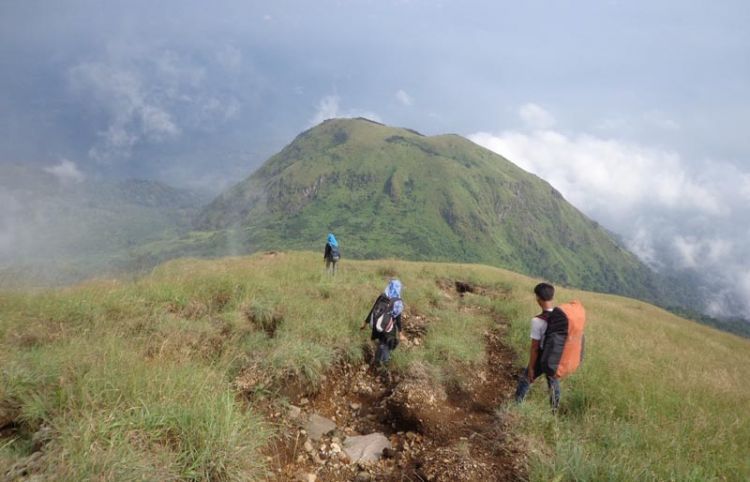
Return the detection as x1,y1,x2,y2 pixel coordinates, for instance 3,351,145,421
539,301,586,379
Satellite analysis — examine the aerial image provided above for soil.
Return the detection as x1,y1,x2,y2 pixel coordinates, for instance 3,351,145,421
254,281,526,481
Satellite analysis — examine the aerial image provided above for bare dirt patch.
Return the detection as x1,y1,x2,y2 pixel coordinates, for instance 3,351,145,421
256,324,525,481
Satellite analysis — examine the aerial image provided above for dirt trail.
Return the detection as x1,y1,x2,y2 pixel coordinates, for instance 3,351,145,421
257,282,526,481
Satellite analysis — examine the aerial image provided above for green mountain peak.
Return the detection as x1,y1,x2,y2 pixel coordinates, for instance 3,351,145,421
196,118,658,300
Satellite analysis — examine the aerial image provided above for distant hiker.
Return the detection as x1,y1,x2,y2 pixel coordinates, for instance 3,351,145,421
514,282,586,413
323,232,340,275
361,279,405,366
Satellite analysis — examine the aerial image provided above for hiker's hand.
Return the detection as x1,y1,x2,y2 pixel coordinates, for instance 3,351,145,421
527,367,535,380
360,324,367,331
399,333,407,341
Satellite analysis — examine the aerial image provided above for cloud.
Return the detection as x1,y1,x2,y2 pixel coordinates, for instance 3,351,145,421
519,103,556,130
469,103,750,317
309,95,382,126
67,47,244,165
43,159,85,184
69,61,181,162
396,89,413,106
468,129,723,220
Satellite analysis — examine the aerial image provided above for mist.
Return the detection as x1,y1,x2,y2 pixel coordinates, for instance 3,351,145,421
1,1,749,321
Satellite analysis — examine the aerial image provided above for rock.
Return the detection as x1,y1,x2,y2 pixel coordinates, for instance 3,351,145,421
288,404,302,419
330,442,342,453
304,440,314,453
304,414,337,441
296,473,317,482
31,425,53,452
350,402,361,411
343,433,392,463
299,397,309,406
355,471,372,482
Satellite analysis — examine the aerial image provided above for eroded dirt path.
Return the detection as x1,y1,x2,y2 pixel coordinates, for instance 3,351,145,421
253,280,526,481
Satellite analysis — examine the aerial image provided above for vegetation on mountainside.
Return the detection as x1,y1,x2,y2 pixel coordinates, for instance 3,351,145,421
188,118,669,307
1,252,747,480
0,165,206,287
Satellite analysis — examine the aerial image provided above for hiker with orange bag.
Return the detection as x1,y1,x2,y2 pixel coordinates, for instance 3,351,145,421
514,283,586,413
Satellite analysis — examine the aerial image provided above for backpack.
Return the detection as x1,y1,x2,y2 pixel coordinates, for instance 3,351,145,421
367,294,401,348
539,301,586,379
330,244,340,261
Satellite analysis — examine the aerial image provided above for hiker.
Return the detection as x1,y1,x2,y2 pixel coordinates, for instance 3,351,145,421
361,279,405,366
514,282,562,412
323,232,340,275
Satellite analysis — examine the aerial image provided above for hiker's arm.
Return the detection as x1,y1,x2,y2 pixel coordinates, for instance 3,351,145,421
527,339,540,379
361,305,374,330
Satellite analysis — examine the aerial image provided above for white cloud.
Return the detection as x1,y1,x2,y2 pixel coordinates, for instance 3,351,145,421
519,103,556,130
309,95,382,126
43,159,85,184
469,102,750,316
468,128,723,220
396,89,413,106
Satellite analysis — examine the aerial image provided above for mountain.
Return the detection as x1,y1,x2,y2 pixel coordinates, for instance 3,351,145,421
195,118,662,302
0,165,206,286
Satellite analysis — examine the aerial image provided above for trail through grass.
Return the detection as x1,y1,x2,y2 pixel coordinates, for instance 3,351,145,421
1,251,748,480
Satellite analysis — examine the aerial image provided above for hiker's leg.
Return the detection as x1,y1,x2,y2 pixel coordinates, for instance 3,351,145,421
375,341,391,364
325,258,332,274
332,260,337,275
546,375,561,413
514,368,533,403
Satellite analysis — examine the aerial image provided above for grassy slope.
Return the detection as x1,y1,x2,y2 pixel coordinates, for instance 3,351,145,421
1,252,748,480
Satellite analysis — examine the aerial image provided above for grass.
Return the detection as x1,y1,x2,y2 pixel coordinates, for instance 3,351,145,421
1,251,748,480
506,286,750,481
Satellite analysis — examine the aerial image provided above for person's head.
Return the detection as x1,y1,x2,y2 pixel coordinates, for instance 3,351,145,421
533,282,554,307
385,279,402,299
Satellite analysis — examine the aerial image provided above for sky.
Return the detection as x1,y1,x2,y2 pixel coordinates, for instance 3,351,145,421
1,0,749,317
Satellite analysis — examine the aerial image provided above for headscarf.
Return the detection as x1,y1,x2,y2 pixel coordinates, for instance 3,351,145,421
385,279,403,317
327,233,338,247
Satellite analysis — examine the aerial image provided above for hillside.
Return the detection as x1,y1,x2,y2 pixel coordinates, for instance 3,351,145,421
0,165,206,286
193,118,661,303
1,252,747,480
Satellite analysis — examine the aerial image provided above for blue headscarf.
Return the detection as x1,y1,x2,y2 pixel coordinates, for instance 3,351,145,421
327,233,338,247
385,279,403,317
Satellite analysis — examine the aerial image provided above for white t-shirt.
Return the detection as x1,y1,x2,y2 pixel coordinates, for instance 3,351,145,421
530,309,553,348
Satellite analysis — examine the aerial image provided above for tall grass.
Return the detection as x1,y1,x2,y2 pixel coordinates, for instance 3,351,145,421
1,251,748,480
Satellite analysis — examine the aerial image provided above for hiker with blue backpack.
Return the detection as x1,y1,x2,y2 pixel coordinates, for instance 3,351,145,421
361,279,405,366
323,233,340,275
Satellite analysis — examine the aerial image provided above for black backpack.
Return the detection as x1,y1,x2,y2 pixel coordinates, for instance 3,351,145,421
367,294,401,348
330,244,340,261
